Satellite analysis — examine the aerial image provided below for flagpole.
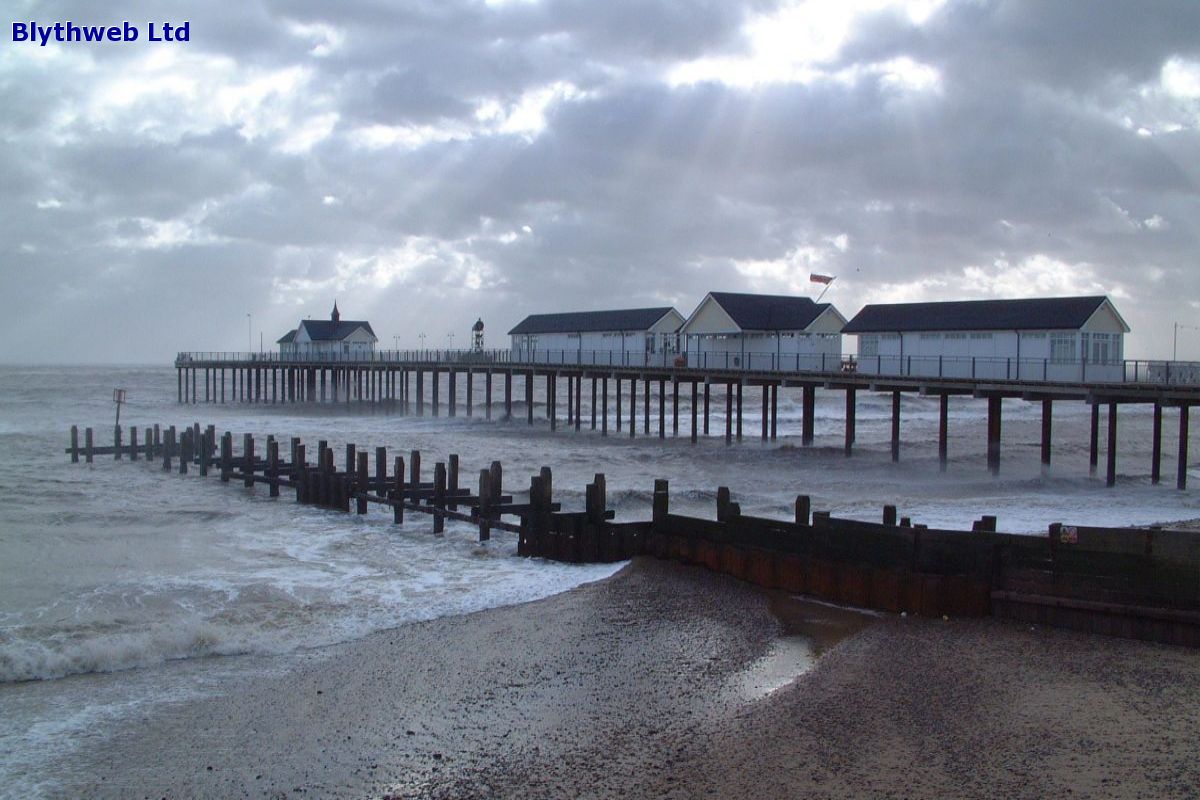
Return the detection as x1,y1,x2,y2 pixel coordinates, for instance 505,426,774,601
815,277,835,303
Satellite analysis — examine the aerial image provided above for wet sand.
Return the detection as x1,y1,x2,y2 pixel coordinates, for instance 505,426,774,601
57,558,1200,799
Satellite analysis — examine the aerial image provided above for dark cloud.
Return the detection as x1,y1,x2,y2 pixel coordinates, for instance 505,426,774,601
2,0,1199,362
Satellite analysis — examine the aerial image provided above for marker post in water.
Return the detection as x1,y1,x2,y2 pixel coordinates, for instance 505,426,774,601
113,389,126,459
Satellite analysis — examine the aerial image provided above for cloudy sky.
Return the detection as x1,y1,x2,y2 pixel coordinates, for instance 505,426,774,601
3,0,1199,362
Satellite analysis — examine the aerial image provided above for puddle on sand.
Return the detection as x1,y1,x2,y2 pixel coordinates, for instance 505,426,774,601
732,593,878,700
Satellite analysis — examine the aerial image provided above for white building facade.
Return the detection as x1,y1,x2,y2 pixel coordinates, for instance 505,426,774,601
843,296,1130,381
678,292,847,371
508,307,686,366
277,303,378,360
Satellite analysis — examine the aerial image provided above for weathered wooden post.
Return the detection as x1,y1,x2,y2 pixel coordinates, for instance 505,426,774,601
761,384,769,442
160,428,171,471
153,424,161,455
129,426,139,462
243,433,254,488
345,443,356,475
1089,403,1099,476
690,381,698,444
70,425,79,463
448,454,459,511
1040,398,1053,472
590,473,606,523
294,443,307,502
410,450,421,490
197,429,207,476
717,486,731,523
478,469,492,541
433,462,447,534
844,388,856,456
356,451,369,514
883,504,897,526
1106,402,1118,488
144,427,153,460
393,455,405,524
220,432,232,482
1178,405,1189,491
114,424,122,461
724,383,733,445
489,461,503,506
179,429,190,474
85,426,94,464
891,390,901,462
1151,403,1163,485
652,479,669,527
987,396,1002,475
267,439,279,497
375,447,387,499
736,379,743,442
795,495,811,526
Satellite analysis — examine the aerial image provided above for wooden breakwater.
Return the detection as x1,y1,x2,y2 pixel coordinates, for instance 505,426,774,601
69,423,1200,647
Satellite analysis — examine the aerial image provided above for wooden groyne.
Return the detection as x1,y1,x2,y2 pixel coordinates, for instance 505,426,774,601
69,423,1200,647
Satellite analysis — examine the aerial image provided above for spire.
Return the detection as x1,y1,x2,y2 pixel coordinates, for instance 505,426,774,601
331,300,340,323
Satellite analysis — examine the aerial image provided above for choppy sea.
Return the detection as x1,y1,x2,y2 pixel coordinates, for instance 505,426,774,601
1,364,1197,795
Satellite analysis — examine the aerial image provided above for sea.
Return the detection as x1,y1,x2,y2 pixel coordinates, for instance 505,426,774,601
1,364,1197,795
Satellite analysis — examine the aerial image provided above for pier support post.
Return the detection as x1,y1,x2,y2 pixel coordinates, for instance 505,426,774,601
616,377,622,432
602,376,609,436
549,373,557,430
448,370,457,418
690,381,698,443
416,370,425,416
770,384,777,442
987,396,1002,475
177,369,182,403
1178,406,1190,491
1152,403,1163,484
890,390,901,462
703,380,711,436
1041,398,1053,472
673,378,680,437
1089,404,1099,475
432,369,440,417
761,384,769,442
629,377,637,438
844,388,856,457
486,371,492,420
591,377,597,430
658,378,665,438
466,370,473,417
643,378,650,435
725,383,733,446
736,379,743,442
1106,402,1118,487
938,393,949,471
410,450,421,492
526,371,534,426
504,371,512,420
576,374,583,432
802,386,815,446
70,425,79,463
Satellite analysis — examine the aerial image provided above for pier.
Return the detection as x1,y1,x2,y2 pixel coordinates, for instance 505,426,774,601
175,350,1200,487
69,421,1200,647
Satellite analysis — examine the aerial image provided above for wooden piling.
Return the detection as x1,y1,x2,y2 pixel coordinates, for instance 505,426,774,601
393,455,405,523
576,373,582,432
114,425,122,461
294,443,307,501
345,443,356,475
802,386,815,446
652,479,669,526
221,432,232,482
643,378,650,435
1089,403,1099,475
433,462,446,533
85,426,94,464
268,440,279,497
490,461,502,506
724,382,733,445
891,390,901,462
485,370,492,420
987,396,1002,475
478,469,492,541
410,449,421,490
70,425,79,463
938,393,949,471
591,377,597,430
526,370,534,425
736,380,743,442
844,388,856,456
602,376,609,436
1179,406,1190,491
761,384,769,442
616,377,622,432
549,373,556,430
770,384,777,442
504,371,512,420
129,427,139,461
1152,403,1163,484
1106,402,1118,487
448,454,459,511
883,504,898,526
795,495,811,526
629,377,636,438
178,429,189,474
704,380,711,436
356,451,369,514
690,381,697,443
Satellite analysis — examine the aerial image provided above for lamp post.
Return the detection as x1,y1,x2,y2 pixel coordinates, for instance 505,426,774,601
1175,322,1200,361
447,332,455,349
419,332,426,354
247,313,252,352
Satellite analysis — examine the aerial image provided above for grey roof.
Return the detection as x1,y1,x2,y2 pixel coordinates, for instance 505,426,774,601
297,319,378,341
276,329,297,344
706,292,833,331
843,296,1116,334
508,307,676,335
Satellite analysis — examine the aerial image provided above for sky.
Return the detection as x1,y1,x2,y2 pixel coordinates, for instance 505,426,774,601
2,0,1199,363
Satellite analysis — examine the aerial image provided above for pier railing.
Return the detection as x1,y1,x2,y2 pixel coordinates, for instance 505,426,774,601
176,349,1200,386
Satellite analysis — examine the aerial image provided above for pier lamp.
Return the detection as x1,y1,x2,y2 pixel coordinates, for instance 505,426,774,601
447,332,455,349
419,332,427,351
247,313,252,352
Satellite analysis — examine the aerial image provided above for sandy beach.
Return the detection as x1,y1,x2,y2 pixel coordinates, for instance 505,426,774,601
55,558,1200,799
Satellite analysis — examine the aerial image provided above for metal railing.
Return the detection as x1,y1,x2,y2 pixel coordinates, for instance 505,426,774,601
174,349,1200,386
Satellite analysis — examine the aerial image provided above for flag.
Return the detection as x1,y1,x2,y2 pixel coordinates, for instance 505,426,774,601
810,273,834,285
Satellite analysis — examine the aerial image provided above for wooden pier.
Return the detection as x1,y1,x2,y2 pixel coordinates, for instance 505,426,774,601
70,421,1200,647
174,352,1200,487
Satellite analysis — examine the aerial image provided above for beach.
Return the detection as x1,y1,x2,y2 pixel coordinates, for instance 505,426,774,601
51,557,1200,800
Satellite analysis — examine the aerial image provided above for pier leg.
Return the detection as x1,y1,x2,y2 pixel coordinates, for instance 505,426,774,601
1152,403,1163,484
658,378,665,439
725,383,733,446
987,396,1002,475
1179,406,1190,490
321,370,327,403
221,369,225,403
690,381,697,443
673,378,679,437
549,373,556,430
504,371,512,420
485,371,491,420
1089,404,1099,475
526,371,534,425
629,377,636,438
432,369,440,417
602,376,609,436
1041,398,1052,472
576,374,582,432
643,378,650,435
844,388,856,457
891,390,901,462
70,425,79,463
177,369,182,403
770,384,777,442
191,368,197,405
1106,402,1118,487
448,370,457,418
417,370,425,415
736,380,743,442
591,376,597,430
939,394,949,472
616,377,622,432
761,384,769,442
704,380,711,436
802,386,815,446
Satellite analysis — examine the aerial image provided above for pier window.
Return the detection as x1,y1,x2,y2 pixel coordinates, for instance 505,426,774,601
1050,332,1076,362
859,335,878,357
1091,333,1111,364
969,332,993,340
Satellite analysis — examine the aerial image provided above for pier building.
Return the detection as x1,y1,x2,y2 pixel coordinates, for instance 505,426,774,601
277,302,377,359
508,307,685,366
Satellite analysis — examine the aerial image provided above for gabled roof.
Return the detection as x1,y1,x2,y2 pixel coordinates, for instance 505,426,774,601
842,296,1123,334
508,307,677,335
701,292,834,331
277,329,297,344
298,319,378,341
